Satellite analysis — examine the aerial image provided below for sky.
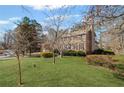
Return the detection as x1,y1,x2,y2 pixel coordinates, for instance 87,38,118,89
0,5,89,40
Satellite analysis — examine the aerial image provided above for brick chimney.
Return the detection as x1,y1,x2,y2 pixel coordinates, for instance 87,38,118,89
84,14,95,54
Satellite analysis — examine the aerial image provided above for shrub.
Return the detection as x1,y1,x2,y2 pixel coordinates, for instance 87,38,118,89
63,50,86,56
104,50,115,55
92,48,115,55
41,52,53,58
92,48,104,54
76,51,86,56
63,50,76,56
86,55,115,70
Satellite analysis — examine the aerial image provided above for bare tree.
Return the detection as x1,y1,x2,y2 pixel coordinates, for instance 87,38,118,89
42,6,78,64
9,29,27,86
3,29,25,86
4,25,29,86
91,5,124,53
1,30,13,49
91,6,124,30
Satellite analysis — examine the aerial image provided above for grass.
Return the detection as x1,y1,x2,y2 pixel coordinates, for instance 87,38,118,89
112,55,124,64
0,56,124,87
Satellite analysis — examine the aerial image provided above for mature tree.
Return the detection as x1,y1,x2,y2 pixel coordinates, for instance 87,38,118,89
2,16,43,85
17,17,42,56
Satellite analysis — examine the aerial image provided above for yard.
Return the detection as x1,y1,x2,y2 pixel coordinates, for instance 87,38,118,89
0,56,124,87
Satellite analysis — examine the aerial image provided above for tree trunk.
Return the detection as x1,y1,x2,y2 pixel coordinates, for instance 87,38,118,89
16,52,22,86
29,48,32,56
53,51,55,64
22,51,25,57
53,46,56,64
59,51,63,58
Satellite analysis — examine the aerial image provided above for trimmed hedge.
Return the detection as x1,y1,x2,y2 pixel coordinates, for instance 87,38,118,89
63,50,76,56
63,50,86,56
92,48,115,55
77,51,86,56
41,52,53,58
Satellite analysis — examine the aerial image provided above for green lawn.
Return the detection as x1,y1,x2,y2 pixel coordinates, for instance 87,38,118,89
113,55,124,64
0,56,124,87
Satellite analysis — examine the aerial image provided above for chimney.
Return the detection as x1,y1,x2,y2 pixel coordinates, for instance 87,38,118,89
85,14,95,54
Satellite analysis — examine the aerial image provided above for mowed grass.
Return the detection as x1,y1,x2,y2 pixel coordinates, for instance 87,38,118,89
112,55,124,64
0,56,124,87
